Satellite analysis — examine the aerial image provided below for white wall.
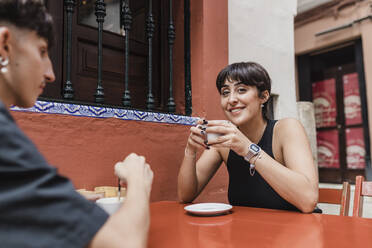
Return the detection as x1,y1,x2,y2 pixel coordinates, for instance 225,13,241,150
228,0,298,119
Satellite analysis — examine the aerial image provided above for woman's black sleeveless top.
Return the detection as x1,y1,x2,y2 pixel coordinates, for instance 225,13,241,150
226,119,299,211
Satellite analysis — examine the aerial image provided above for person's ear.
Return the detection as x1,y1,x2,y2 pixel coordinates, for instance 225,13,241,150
260,90,270,104
0,27,11,58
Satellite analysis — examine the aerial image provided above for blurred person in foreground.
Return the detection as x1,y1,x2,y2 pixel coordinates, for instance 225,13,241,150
0,0,153,247
178,62,319,213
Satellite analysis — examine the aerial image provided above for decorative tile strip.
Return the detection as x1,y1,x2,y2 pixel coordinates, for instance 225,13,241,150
11,100,198,126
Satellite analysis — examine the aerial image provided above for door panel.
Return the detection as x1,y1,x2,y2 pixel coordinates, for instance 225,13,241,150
313,62,366,181
43,0,173,111
312,78,337,128
298,42,370,183
63,0,168,109
72,0,146,107
343,72,363,126
317,129,340,169
346,127,366,169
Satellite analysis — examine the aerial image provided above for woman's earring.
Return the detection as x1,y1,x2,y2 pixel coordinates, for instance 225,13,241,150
0,56,9,74
261,104,264,108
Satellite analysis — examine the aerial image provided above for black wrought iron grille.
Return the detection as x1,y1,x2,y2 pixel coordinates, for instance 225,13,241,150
57,0,192,115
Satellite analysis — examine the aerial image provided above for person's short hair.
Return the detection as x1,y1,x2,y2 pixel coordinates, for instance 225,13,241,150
0,0,54,47
216,62,272,118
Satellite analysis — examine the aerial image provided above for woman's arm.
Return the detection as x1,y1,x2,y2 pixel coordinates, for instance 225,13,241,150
178,146,223,203
177,121,223,203
255,118,318,213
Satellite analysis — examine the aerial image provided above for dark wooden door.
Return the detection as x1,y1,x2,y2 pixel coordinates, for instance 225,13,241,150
298,41,370,183
44,0,170,110
313,64,366,182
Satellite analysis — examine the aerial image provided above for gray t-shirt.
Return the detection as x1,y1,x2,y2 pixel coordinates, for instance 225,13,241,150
0,101,109,248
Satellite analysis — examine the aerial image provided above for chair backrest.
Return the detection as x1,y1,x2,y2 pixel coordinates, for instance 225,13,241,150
352,175,372,217
318,181,350,216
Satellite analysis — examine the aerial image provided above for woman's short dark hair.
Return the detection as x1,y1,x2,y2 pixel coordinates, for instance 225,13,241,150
0,0,54,47
216,62,272,118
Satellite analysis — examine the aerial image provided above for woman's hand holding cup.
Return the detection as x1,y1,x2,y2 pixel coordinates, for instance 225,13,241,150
186,119,210,155
203,120,251,157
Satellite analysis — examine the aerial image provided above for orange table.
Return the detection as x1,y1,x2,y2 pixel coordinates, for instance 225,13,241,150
148,201,372,248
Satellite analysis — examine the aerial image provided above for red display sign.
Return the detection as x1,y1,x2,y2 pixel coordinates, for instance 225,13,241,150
345,127,365,169
312,79,337,128
316,130,340,168
343,73,362,126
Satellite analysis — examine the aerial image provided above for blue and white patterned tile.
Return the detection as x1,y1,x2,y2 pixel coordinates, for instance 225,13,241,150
11,100,198,126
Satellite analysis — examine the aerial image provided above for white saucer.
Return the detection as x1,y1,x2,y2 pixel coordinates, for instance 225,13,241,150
184,203,233,216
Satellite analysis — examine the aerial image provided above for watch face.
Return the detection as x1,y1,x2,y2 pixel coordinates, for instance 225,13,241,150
250,144,260,153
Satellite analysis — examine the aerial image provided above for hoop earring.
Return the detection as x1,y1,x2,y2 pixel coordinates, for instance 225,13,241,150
0,56,9,74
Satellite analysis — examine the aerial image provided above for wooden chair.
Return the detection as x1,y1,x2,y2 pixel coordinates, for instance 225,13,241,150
353,175,372,217
318,181,351,216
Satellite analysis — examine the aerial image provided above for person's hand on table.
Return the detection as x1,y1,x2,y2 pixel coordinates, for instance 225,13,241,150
114,153,153,196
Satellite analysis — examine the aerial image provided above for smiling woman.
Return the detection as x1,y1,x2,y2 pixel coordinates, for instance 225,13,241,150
217,62,271,122
177,62,319,213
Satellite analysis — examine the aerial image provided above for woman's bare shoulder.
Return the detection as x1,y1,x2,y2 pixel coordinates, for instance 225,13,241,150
274,118,305,138
275,118,303,129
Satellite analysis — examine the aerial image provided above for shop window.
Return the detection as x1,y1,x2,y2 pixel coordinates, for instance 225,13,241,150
297,41,370,183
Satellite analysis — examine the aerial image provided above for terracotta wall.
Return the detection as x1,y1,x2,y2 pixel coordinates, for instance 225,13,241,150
190,0,228,120
11,0,229,203
188,0,229,202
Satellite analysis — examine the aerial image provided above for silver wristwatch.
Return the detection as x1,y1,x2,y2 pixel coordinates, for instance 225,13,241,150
243,143,261,163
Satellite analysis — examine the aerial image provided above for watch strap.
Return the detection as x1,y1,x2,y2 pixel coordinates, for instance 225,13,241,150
244,143,261,163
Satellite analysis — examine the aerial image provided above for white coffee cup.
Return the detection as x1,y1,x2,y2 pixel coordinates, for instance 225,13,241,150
96,197,125,215
206,132,222,141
